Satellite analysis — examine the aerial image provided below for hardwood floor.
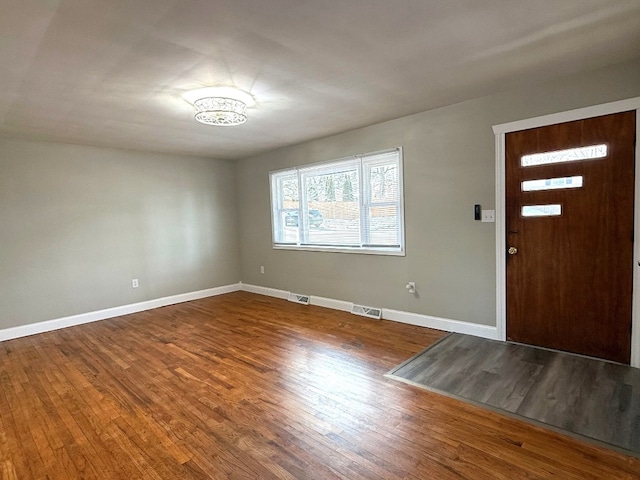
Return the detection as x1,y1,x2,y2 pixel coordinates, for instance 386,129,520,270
1,291,639,479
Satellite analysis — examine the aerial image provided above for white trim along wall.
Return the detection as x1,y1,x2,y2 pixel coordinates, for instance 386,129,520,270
492,97,640,368
242,284,500,339
0,284,242,342
0,282,499,343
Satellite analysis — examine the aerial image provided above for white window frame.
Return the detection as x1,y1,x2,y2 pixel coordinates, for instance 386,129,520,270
269,147,405,256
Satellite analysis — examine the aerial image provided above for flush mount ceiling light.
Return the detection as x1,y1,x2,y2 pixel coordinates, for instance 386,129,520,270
184,87,254,127
193,97,248,126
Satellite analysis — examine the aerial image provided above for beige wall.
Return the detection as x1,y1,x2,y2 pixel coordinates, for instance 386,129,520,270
236,58,640,327
0,139,240,330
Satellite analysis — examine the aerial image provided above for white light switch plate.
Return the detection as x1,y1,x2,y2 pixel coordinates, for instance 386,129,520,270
481,210,495,223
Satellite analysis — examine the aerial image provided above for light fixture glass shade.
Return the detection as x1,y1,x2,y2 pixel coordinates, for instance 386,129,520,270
193,97,248,126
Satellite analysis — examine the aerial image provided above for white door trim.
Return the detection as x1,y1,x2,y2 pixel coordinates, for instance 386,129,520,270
492,97,640,368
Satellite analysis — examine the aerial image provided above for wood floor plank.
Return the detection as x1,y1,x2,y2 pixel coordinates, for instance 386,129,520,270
1,292,639,479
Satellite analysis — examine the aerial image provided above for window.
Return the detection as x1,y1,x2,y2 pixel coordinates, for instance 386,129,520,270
270,148,404,255
521,176,583,191
521,144,607,167
521,204,562,217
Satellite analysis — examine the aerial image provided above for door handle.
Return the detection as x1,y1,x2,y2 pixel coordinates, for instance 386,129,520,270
508,246,518,255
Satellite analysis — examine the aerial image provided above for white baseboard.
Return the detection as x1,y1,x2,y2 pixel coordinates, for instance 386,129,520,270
237,285,353,312
239,282,289,299
1,282,499,344
0,283,242,342
240,283,499,340
382,308,500,340
310,295,352,312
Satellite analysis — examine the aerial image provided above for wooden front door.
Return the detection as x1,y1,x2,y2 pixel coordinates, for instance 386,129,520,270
505,111,636,364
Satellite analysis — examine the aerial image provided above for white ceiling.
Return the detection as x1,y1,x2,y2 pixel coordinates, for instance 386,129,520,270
2,0,640,160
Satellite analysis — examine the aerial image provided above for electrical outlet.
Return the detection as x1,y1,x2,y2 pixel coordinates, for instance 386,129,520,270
481,210,495,223
260,266,265,274
132,279,139,288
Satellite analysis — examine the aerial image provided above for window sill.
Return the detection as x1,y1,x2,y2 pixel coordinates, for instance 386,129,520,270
273,244,405,256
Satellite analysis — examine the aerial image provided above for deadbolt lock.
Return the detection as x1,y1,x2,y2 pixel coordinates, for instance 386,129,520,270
507,246,518,255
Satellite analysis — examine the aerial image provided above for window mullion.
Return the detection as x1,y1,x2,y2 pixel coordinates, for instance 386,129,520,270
358,157,369,246
297,169,305,245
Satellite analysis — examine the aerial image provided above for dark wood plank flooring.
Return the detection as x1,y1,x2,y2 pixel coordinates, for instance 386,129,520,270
1,292,639,479
388,333,640,456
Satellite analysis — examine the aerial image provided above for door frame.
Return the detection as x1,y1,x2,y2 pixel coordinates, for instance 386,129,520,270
493,97,640,367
